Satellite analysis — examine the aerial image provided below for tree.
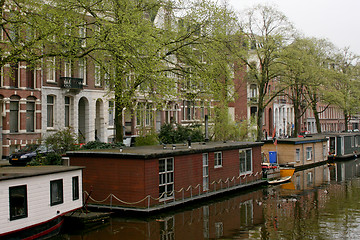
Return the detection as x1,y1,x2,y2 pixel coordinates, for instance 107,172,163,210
238,4,295,141
65,0,240,142
280,37,335,135
325,48,360,132
0,0,94,71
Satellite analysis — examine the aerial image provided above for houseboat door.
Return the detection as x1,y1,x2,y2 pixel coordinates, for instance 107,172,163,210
329,137,337,156
202,153,209,191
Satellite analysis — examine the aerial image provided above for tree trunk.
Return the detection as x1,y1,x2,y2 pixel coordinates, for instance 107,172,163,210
256,105,264,142
344,110,349,132
293,102,301,137
115,95,124,143
311,103,322,134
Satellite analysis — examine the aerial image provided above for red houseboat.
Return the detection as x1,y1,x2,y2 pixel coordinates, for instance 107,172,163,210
67,141,265,212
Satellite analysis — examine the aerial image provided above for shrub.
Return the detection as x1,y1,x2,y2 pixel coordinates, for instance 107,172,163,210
45,128,79,154
159,123,204,144
82,141,123,150
135,132,159,146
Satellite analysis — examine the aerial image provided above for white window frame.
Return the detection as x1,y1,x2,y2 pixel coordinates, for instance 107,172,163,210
159,157,174,201
79,25,86,47
295,148,300,162
64,60,71,78
47,95,55,128
145,104,153,126
306,147,312,161
26,101,35,132
65,96,71,127
9,100,19,133
214,151,222,168
94,63,101,86
203,153,209,191
78,58,87,85
239,149,252,175
46,57,56,82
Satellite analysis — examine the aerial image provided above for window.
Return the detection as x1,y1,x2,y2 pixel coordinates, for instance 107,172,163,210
159,157,174,200
64,60,71,77
78,58,86,85
250,84,257,98
65,96,70,127
10,100,19,133
108,101,114,126
9,185,28,221
183,100,193,120
351,136,355,148
9,63,19,88
295,149,300,162
79,25,86,47
94,63,101,86
46,57,56,82
72,176,79,201
47,95,55,128
240,149,252,174
203,153,209,191
26,64,35,89
136,103,144,126
26,100,35,132
145,104,153,126
50,179,63,206
214,152,222,168
306,147,312,161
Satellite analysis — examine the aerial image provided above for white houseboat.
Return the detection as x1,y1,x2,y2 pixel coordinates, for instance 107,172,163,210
0,165,83,239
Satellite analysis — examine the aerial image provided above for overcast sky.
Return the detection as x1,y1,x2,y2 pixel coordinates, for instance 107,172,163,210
227,0,360,55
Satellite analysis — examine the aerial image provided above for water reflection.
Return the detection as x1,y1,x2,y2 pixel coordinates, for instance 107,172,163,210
58,159,360,240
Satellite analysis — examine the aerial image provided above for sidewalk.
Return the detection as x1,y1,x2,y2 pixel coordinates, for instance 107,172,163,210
0,159,10,167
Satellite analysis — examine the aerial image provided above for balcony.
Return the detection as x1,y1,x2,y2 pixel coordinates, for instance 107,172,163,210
60,77,83,90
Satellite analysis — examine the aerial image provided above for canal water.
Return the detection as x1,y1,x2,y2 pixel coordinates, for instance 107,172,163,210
55,159,360,240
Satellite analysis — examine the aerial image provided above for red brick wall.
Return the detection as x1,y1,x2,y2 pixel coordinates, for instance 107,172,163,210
71,156,148,207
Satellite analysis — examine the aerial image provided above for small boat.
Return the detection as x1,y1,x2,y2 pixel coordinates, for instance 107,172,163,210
279,166,295,178
261,162,280,180
268,176,292,185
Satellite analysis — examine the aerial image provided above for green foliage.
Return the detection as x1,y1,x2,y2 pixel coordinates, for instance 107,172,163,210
134,132,159,146
212,105,252,142
81,141,123,150
44,128,79,154
158,123,204,144
28,153,62,166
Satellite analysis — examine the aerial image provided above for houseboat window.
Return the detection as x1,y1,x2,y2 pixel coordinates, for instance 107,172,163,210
351,136,355,147
239,149,252,174
9,185,28,221
159,157,174,200
296,149,300,162
50,179,63,206
214,152,223,168
306,147,312,161
72,176,79,201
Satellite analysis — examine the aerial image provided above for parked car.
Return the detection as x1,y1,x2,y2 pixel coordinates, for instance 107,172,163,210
8,144,53,166
123,135,139,147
